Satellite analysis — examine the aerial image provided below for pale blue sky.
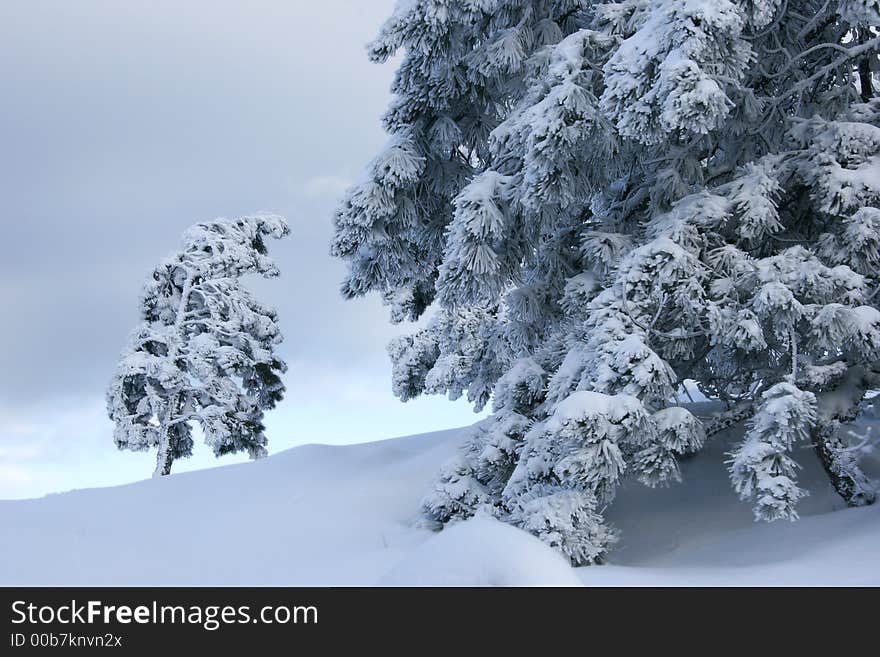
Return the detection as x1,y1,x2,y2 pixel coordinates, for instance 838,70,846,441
0,0,484,499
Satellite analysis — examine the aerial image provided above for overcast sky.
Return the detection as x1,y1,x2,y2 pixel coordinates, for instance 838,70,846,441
0,0,483,499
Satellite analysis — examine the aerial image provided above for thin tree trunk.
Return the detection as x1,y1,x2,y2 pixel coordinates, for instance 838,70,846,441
154,440,174,477
858,30,875,103
153,395,180,478
859,57,874,102
152,277,194,478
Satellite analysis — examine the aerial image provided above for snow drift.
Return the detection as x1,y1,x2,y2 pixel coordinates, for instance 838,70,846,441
1,419,878,586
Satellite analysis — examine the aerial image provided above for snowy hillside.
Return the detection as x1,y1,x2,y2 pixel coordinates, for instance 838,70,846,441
2,417,879,586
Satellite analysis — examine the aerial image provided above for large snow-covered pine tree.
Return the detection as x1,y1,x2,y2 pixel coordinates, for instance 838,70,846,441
108,215,289,476
333,0,880,563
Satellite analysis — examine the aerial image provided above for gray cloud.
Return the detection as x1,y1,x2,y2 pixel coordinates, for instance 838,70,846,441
0,0,396,400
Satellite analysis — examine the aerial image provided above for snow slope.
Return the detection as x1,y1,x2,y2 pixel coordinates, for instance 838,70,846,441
1,420,878,586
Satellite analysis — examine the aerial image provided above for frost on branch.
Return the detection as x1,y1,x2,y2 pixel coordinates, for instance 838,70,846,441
600,0,750,144
729,383,817,521
422,410,530,523
508,483,617,566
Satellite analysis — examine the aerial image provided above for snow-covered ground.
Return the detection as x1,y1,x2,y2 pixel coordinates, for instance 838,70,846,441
2,418,878,586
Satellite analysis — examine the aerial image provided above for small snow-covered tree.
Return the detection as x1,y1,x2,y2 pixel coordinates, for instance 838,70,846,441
108,215,289,477
334,0,880,563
